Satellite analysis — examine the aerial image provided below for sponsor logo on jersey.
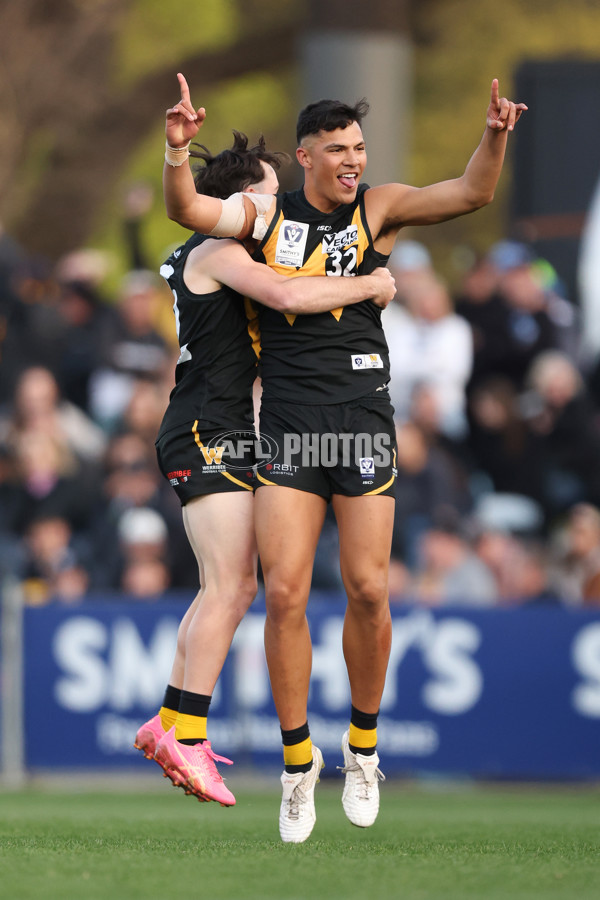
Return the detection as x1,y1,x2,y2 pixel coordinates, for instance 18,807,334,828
167,468,191,486
351,353,383,370
275,220,309,267
198,445,225,466
321,225,358,254
265,462,299,477
201,430,280,471
317,224,332,231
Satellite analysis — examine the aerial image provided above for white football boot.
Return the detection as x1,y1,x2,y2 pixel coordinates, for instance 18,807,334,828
339,730,385,827
279,745,324,843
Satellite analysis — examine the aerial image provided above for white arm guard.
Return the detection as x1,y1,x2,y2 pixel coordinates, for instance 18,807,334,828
208,192,246,237
208,192,275,239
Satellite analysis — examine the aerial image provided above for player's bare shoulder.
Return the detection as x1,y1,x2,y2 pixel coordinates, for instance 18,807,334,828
363,182,416,251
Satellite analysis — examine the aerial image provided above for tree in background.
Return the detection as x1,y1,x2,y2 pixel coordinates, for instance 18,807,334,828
1,0,599,274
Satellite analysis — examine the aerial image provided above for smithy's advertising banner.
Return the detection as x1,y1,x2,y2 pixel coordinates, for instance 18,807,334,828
21,599,600,778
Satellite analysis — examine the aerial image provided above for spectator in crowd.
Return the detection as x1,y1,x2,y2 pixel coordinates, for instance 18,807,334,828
467,375,546,504
454,253,506,390
91,431,195,590
117,507,172,600
522,351,600,513
19,514,90,606
0,365,107,465
392,420,472,569
501,538,561,606
0,258,66,403
456,241,564,396
118,377,173,445
55,278,118,414
4,429,99,536
473,526,523,601
554,503,600,606
411,508,497,607
88,270,171,430
385,268,473,438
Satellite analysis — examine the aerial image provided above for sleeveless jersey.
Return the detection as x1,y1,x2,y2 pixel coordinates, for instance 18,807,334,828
253,184,390,404
157,233,258,438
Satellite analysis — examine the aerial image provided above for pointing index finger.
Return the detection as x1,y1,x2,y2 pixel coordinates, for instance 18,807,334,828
490,77,500,108
177,72,191,104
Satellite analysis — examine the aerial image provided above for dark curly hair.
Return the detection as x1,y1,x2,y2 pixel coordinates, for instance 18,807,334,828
296,99,370,144
191,131,289,199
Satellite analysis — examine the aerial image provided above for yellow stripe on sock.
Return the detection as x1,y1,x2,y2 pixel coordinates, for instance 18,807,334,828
159,705,178,731
175,712,208,743
283,737,313,768
349,723,377,751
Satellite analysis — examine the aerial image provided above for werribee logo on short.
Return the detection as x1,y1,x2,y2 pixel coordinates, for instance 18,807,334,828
203,430,280,471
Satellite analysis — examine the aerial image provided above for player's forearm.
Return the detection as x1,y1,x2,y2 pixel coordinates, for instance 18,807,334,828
163,159,220,231
459,126,509,210
279,274,378,314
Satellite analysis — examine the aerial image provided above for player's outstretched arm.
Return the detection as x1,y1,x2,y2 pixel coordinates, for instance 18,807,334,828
163,73,258,237
201,242,396,313
366,79,527,245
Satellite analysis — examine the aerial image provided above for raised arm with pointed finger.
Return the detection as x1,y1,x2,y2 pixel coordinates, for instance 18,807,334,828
364,79,528,253
163,73,260,236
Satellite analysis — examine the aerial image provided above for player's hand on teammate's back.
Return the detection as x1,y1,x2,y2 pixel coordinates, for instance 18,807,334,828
370,267,396,308
486,78,528,132
166,73,206,148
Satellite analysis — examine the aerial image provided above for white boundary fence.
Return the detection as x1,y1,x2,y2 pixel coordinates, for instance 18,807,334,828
1,578,26,787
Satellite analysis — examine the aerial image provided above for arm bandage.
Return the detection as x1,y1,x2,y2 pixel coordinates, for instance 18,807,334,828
165,140,191,167
208,192,275,239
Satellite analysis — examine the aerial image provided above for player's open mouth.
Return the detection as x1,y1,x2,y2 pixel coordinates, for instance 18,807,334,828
338,174,357,188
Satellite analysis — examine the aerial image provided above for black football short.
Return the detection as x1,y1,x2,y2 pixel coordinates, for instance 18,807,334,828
256,392,397,500
155,420,255,505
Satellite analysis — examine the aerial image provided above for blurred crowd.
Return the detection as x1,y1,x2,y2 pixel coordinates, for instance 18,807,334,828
1,213,600,608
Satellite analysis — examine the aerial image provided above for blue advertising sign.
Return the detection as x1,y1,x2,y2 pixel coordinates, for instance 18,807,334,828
22,600,600,778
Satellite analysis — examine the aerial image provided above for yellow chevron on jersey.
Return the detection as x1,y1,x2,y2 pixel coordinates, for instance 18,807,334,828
260,201,371,327
252,184,391,404
243,296,261,358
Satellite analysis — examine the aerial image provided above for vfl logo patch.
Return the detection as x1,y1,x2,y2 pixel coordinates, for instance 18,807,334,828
351,353,383,370
275,220,309,267
360,457,375,477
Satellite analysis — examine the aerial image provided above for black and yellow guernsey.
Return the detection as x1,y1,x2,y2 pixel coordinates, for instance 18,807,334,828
253,184,391,405
157,232,259,440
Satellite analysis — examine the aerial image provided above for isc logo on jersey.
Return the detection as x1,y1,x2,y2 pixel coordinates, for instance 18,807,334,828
321,225,358,254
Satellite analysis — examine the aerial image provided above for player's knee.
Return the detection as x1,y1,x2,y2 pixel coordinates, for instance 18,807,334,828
265,577,307,625
345,573,389,616
221,571,258,620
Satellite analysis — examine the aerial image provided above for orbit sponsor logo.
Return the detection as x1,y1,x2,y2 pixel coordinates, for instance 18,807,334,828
202,429,280,471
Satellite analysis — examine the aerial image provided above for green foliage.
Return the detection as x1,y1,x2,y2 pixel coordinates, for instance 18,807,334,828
91,0,600,288
409,0,600,278
114,0,240,85
0,784,598,899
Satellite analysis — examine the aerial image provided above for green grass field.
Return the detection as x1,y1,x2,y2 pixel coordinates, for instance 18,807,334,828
0,778,598,900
